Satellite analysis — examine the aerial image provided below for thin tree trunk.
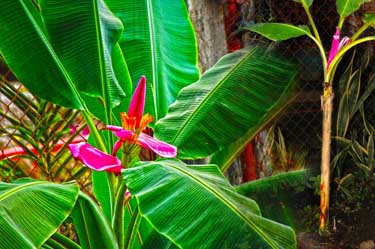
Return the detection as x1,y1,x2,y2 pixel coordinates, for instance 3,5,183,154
319,88,333,233
186,0,227,72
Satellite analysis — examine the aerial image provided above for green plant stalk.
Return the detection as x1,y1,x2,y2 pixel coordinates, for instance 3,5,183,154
302,1,322,45
124,206,142,249
112,178,127,249
82,109,116,221
307,34,328,74
351,22,374,41
338,16,346,30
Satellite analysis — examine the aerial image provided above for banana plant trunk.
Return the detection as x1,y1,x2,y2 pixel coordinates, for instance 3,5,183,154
319,86,334,233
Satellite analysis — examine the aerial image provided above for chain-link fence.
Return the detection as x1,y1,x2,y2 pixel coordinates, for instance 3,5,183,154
0,66,91,189
240,0,375,166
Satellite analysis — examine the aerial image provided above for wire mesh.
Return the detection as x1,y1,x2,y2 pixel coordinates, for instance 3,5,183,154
241,0,375,163
0,65,91,190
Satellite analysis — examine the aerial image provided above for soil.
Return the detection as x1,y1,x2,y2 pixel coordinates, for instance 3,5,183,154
297,200,375,249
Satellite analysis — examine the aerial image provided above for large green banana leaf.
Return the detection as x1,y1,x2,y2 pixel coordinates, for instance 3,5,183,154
0,179,79,249
71,192,119,249
155,47,298,159
236,170,310,230
39,0,131,121
123,159,296,249
105,0,200,121
0,0,130,120
0,0,82,109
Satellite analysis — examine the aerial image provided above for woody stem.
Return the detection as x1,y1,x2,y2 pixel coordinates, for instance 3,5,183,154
319,85,333,233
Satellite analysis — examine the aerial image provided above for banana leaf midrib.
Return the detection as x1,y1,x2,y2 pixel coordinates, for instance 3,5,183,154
146,0,159,120
160,161,279,248
169,48,258,145
92,0,111,124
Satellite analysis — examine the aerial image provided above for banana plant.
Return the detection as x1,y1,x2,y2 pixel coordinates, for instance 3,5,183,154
0,0,300,248
245,0,375,232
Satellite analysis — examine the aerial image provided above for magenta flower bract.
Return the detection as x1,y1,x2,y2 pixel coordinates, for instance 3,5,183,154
327,28,350,69
112,75,177,158
106,125,177,158
69,142,123,174
128,76,146,128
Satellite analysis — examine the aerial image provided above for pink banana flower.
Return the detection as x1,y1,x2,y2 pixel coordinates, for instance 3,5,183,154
68,76,176,173
108,76,176,158
327,27,350,69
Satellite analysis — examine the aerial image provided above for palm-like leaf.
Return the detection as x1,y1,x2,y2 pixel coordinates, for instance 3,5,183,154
0,179,79,248
155,47,297,160
123,159,296,249
105,0,200,120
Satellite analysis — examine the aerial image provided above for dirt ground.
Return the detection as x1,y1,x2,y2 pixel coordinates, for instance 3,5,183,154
297,203,375,249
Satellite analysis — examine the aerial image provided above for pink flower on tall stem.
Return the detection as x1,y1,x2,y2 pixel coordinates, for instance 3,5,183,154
327,27,350,69
107,76,177,158
68,76,176,173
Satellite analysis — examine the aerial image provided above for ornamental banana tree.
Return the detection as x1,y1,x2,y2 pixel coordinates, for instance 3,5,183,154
245,0,375,232
0,0,300,248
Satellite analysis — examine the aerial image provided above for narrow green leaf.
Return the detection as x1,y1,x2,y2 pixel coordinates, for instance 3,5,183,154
105,0,200,121
338,54,354,96
123,159,296,249
337,0,370,19
347,70,361,116
71,192,118,249
367,132,374,166
352,140,365,162
336,93,350,137
353,74,375,119
155,47,297,159
245,23,310,41
0,179,79,248
0,0,82,109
